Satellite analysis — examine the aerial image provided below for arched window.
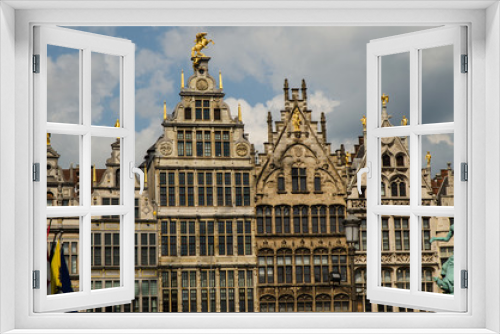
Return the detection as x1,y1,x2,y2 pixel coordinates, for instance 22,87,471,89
399,182,406,197
277,175,285,192
297,294,313,312
333,294,349,312
381,182,386,197
311,206,327,234
396,154,405,166
295,248,311,283
391,182,398,196
314,175,322,192
276,248,293,283
329,205,345,233
422,268,434,292
293,206,309,234
257,206,272,234
331,248,347,282
396,268,410,289
259,295,276,312
275,205,291,234
256,206,263,233
313,248,329,283
382,154,391,167
257,249,274,284
278,295,294,312
315,294,331,312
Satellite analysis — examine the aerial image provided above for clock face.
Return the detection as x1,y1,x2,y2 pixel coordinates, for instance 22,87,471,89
196,78,208,90
236,143,248,157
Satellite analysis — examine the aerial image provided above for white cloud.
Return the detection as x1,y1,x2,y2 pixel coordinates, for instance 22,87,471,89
308,91,341,115
427,134,453,146
135,118,164,165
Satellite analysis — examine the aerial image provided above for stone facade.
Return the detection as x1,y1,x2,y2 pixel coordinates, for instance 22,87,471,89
46,55,453,313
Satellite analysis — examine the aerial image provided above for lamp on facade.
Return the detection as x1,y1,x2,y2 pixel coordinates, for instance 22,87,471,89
342,209,362,312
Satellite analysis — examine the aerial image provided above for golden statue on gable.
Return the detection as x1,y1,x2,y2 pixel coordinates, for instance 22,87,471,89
381,93,389,106
292,109,302,132
191,32,215,69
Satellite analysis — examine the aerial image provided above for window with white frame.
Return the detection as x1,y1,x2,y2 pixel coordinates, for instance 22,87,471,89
6,3,492,332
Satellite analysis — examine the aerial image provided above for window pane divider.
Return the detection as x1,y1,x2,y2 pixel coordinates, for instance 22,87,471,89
372,122,454,138
46,123,131,138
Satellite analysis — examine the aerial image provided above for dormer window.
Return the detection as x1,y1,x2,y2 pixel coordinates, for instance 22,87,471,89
195,100,210,120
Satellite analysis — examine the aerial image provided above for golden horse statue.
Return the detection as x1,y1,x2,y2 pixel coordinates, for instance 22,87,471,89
191,32,215,68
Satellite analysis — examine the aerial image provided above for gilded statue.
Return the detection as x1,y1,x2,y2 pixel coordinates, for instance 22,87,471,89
360,115,367,130
191,32,215,69
381,93,389,106
345,151,351,164
425,151,432,165
292,109,301,132
401,115,408,126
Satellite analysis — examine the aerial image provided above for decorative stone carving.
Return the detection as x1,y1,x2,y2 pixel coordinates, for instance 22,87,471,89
196,78,208,90
158,142,172,156
236,143,248,157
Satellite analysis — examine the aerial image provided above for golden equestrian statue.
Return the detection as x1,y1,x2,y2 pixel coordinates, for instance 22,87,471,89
191,32,215,69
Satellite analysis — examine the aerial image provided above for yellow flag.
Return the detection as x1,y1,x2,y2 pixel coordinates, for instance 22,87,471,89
50,240,62,294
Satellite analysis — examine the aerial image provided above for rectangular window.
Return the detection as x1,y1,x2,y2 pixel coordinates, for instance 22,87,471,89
184,107,192,120
236,220,252,255
218,221,233,256
214,108,221,120
291,168,307,192
161,220,177,256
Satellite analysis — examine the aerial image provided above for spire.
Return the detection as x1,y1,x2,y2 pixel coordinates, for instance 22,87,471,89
321,112,327,144
301,79,307,100
47,133,51,146
181,70,185,89
267,111,273,143
284,78,289,101
163,101,167,120
144,164,148,186
92,164,96,183
219,70,223,89
238,103,242,122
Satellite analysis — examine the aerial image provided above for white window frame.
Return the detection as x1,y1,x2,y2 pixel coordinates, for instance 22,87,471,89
33,26,136,312
0,1,498,333
365,26,467,312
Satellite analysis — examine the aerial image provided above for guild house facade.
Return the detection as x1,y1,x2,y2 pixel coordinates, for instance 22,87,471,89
46,41,454,313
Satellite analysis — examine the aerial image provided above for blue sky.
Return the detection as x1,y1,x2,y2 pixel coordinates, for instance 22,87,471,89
47,26,454,176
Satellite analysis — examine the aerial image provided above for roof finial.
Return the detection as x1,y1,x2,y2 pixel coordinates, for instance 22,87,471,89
163,101,167,120
401,115,408,126
144,165,148,185
47,133,51,146
219,70,223,90
181,70,185,89
238,103,242,122
92,164,96,183
114,119,120,127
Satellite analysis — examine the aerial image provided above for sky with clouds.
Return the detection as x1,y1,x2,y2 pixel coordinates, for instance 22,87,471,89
47,26,454,178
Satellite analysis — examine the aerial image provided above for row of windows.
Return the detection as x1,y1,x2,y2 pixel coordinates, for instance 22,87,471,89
380,180,407,197
159,171,250,207
356,268,436,293
258,248,347,285
183,100,222,121
90,232,157,267
256,205,345,234
177,130,231,157
259,294,349,312
160,220,252,257
162,269,254,312
382,153,407,167
276,168,324,193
